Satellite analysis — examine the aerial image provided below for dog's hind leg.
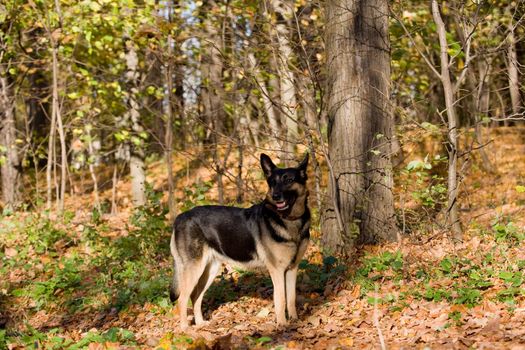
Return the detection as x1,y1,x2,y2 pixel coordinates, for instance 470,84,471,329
177,258,208,330
190,260,221,326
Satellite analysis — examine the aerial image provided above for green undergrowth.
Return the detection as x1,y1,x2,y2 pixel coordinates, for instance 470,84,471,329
1,181,523,348
0,185,172,348
352,217,525,318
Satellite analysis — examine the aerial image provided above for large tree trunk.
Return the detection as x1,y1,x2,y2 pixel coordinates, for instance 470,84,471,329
0,72,20,209
432,0,462,239
322,0,397,254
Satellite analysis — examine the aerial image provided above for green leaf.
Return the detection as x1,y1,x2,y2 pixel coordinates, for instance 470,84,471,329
516,185,525,193
499,271,514,281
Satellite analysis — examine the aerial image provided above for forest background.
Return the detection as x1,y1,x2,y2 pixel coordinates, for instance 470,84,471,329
1,0,525,348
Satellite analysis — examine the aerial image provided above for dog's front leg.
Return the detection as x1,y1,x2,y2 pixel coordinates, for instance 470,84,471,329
285,267,298,319
269,268,287,325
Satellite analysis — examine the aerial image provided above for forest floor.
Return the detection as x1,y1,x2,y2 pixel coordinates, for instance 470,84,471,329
1,127,525,349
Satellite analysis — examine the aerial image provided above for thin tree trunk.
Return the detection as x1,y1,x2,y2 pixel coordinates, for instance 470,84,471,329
297,73,322,213
51,44,67,212
236,135,243,204
432,0,462,239
507,21,521,117
322,0,397,255
271,0,298,164
130,151,146,206
248,52,282,152
0,72,20,209
46,78,57,209
111,160,119,215
473,59,493,171
164,6,176,220
125,45,146,207
86,126,100,209
201,5,225,139
200,3,225,203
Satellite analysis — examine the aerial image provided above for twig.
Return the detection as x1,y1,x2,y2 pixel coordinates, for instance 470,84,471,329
373,284,387,350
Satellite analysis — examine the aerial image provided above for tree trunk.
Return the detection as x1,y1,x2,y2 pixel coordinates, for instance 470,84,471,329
432,0,462,239
164,3,176,220
52,43,68,212
472,59,493,172
322,0,397,254
0,72,20,209
125,44,146,207
248,52,282,152
200,3,225,202
271,0,298,164
297,72,322,213
201,5,224,139
507,21,521,117
86,125,100,209
111,161,119,215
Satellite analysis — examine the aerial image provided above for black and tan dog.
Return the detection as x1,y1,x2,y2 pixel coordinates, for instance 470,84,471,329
170,153,310,329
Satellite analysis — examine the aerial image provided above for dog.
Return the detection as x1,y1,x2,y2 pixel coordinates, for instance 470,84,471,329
170,153,310,329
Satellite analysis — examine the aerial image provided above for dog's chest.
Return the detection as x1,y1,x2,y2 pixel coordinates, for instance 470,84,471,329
270,218,304,241
259,217,309,268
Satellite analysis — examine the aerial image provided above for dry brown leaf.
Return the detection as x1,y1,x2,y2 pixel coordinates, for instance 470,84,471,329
339,337,354,347
306,315,321,327
256,307,270,318
482,316,501,333
4,247,17,258
87,343,104,350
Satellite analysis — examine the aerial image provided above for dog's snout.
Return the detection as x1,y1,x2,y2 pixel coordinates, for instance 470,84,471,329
272,193,283,201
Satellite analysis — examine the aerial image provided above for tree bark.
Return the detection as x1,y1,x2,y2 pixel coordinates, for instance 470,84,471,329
248,52,282,152
472,59,493,172
507,21,521,117
125,44,146,207
164,3,176,221
271,0,298,164
52,43,68,212
201,3,225,139
86,125,100,209
0,72,20,209
322,0,397,254
431,0,462,239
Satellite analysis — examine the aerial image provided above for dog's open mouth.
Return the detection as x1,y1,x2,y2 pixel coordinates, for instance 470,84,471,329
275,201,289,211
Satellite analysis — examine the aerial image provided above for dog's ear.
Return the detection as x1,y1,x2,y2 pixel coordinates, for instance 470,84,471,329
260,153,276,178
297,153,309,179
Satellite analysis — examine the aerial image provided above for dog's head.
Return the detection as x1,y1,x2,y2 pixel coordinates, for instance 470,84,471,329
260,153,309,217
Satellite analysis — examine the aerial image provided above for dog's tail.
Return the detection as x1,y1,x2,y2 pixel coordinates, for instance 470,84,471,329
169,266,179,302
169,231,180,302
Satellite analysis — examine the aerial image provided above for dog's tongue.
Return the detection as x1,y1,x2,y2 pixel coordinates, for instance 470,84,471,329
276,201,286,209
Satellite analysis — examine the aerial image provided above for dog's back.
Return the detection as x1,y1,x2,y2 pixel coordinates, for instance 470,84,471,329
172,204,263,264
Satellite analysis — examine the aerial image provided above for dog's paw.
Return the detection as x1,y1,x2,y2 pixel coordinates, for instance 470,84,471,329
276,319,289,329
